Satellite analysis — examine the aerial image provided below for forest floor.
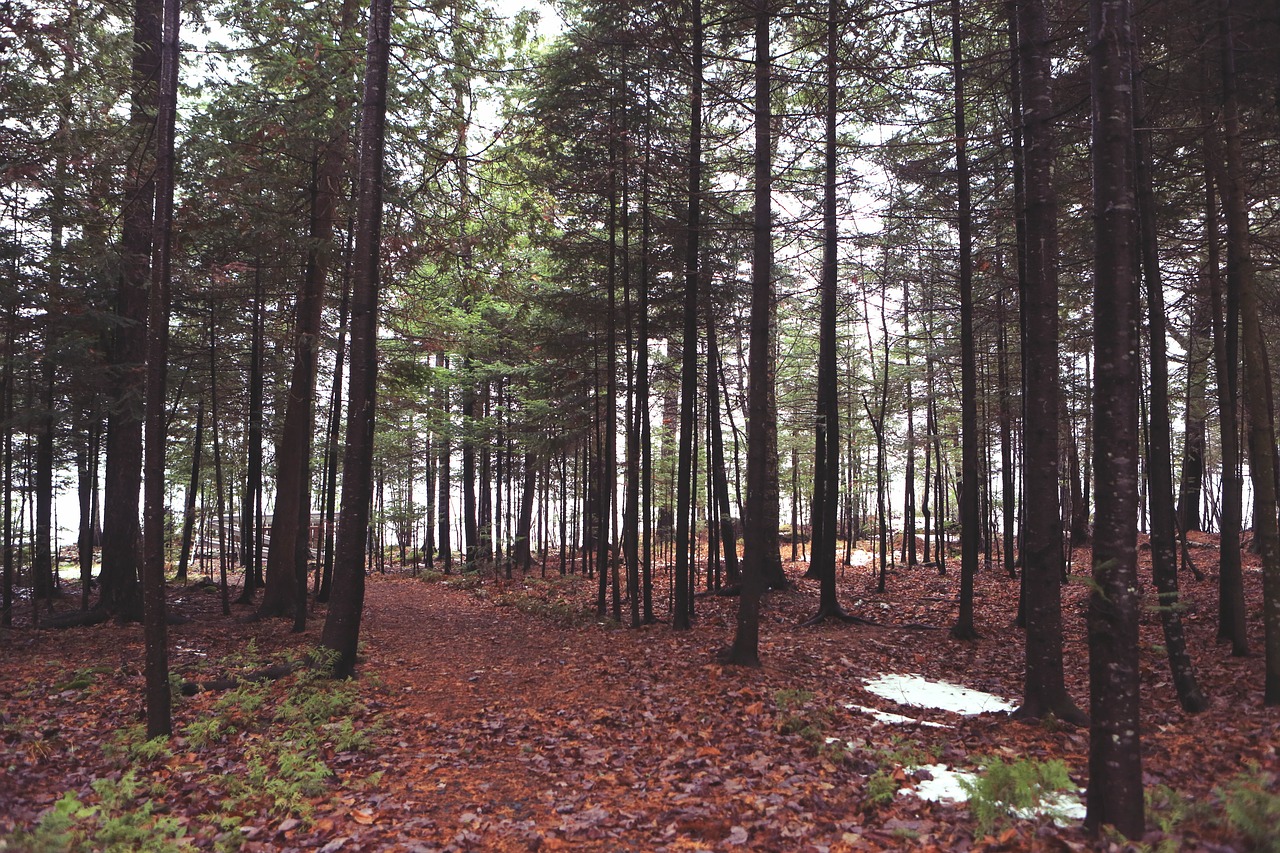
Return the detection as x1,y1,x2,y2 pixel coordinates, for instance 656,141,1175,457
2,536,1278,852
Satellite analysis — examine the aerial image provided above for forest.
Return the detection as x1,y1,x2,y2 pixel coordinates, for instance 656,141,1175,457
2,0,1279,848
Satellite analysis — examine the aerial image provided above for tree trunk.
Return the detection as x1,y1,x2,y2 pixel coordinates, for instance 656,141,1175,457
1202,15,1249,654
260,0,353,618
99,0,160,621
514,452,537,572
321,0,392,679
1132,37,1207,713
673,0,702,632
707,307,740,588
175,401,203,585
952,0,980,641
1013,0,1086,725
237,263,265,602
140,0,179,737
1086,0,1143,833
1219,0,1280,703
803,0,856,627
437,353,452,572
723,0,772,667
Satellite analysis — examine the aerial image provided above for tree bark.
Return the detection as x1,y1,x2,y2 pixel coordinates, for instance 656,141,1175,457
952,0,980,641
1132,35,1207,713
723,0,772,667
1086,0,1143,834
321,0,392,679
98,0,160,620
1012,0,1086,724
140,0,179,737
673,0,703,632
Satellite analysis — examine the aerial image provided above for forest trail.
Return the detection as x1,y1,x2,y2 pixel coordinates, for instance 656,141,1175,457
327,573,988,851
4,559,1277,851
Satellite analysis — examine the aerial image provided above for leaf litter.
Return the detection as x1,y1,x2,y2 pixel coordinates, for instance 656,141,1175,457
2,535,1278,851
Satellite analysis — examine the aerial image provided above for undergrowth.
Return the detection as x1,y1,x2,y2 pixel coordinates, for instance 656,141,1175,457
958,757,1075,837
3,771,191,853
3,646,381,852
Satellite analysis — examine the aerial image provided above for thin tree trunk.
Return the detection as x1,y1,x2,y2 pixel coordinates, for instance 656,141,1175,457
803,0,857,628
673,0,702,632
952,0,980,640
1202,22,1248,654
140,0,178,737
176,401,203,585
723,0,772,667
1132,36,1207,713
237,262,265,602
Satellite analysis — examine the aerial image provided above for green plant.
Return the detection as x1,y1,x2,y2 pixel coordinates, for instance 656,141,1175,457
958,757,1075,837
866,769,899,808
3,772,192,853
445,572,484,590
57,666,111,692
872,734,938,768
182,716,228,748
103,725,172,764
1220,767,1280,852
1143,784,1212,853
493,589,594,626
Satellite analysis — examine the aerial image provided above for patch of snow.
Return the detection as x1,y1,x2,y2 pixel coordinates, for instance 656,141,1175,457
899,763,1086,826
849,549,873,567
902,764,976,802
844,704,950,728
1013,791,1086,823
863,673,1016,716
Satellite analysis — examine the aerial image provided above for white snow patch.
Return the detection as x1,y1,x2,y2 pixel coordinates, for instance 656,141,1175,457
899,764,1086,825
849,549,873,567
845,704,950,728
903,764,976,802
863,674,1016,716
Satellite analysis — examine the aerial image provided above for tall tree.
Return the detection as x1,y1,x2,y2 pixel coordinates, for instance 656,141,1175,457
723,0,772,667
802,0,854,627
98,0,160,619
1132,33,1207,713
951,0,980,641
673,0,703,632
1219,0,1280,704
1013,0,1086,724
1086,0,1143,834
140,0,180,738
321,0,393,679
259,0,356,620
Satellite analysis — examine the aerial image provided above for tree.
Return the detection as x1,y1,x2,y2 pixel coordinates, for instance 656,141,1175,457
722,0,773,668
1218,0,1280,705
1012,0,1086,725
1132,31,1206,713
951,0,980,641
140,0,180,738
802,0,856,627
258,0,357,622
321,0,393,679
98,0,160,620
1086,0,1143,834
673,0,703,632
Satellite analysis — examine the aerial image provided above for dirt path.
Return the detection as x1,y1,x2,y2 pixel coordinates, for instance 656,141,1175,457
329,576,906,852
